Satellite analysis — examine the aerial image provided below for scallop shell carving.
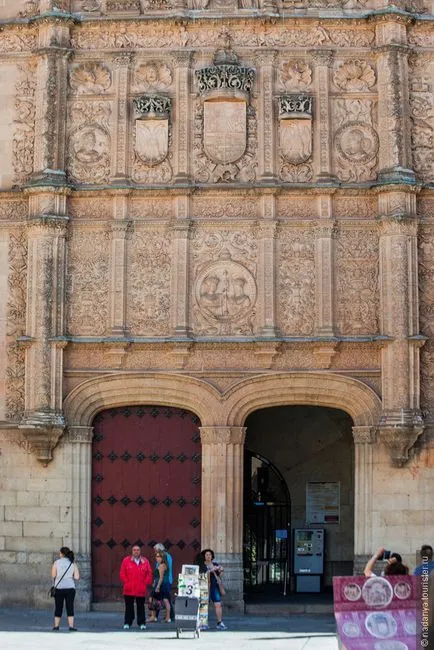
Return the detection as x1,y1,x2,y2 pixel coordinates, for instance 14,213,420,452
69,63,112,94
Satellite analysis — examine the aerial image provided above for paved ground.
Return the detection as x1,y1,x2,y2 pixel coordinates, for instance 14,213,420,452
0,607,339,650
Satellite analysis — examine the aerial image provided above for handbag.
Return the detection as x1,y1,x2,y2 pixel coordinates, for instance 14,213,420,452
49,561,73,598
216,575,226,596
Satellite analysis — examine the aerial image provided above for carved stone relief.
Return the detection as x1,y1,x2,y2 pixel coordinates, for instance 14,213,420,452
191,196,257,219
408,55,433,184
335,227,379,335
127,228,171,335
278,95,313,182
69,62,112,94
191,227,257,335
0,201,28,221
333,99,379,182
129,198,173,219
333,197,376,219
68,197,112,220
333,60,376,92
278,61,312,92
276,198,317,219
13,61,37,184
132,95,173,183
420,226,434,420
66,228,110,336
0,28,37,53
133,61,173,92
277,229,315,335
5,230,27,420
67,102,111,183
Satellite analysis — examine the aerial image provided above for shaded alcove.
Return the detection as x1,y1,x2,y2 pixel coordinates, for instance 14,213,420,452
244,405,354,597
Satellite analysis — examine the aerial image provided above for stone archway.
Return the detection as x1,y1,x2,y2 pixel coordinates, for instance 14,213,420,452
62,372,223,608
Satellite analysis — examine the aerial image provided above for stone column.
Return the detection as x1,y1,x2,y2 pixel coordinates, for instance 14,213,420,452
315,218,336,337
352,426,376,573
65,425,93,611
109,218,130,335
256,50,277,183
32,17,71,183
378,214,423,465
174,52,192,183
257,210,279,337
19,209,68,463
310,50,335,183
170,208,191,337
375,16,414,183
200,426,246,608
111,54,133,182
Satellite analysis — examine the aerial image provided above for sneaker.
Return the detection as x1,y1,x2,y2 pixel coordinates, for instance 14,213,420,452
123,624,130,630
140,624,146,630
216,622,227,630
69,627,78,632
52,626,59,632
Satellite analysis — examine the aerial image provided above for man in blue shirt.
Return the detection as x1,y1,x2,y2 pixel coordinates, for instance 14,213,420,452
414,544,434,575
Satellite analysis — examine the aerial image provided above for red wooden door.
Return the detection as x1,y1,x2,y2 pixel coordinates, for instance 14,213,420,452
91,406,201,601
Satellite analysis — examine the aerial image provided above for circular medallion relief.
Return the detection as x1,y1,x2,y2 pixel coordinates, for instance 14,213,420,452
393,581,411,600
195,260,256,325
343,583,362,602
70,126,109,164
365,612,398,639
335,122,379,164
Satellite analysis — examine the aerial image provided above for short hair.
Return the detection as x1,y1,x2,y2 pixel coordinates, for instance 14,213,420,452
154,543,166,552
421,545,433,560
201,548,215,560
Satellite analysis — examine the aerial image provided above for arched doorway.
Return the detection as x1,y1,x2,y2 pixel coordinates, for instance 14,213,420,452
244,405,354,600
244,450,291,598
91,405,201,601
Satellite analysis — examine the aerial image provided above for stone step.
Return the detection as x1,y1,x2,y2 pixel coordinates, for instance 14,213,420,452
245,602,334,615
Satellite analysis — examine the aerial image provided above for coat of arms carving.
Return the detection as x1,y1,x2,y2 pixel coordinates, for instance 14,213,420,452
133,95,171,167
204,100,247,165
278,94,313,166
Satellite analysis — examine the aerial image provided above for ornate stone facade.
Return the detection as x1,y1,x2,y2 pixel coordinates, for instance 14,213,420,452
0,0,433,610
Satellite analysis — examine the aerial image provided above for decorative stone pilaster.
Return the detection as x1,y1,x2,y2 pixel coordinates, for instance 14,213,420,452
108,217,130,336
378,215,424,465
315,219,336,337
200,426,246,607
32,19,71,184
111,54,134,182
19,211,68,464
310,50,335,183
257,216,279,337
256,50,277,183
65,425,93,611
352,426,376,565
174,52,192,183
170,214,191,337
375,15,415,183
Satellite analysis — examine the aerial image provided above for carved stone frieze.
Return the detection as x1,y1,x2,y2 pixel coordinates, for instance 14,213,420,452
0,201,28,222
66,229,110,335
5,230,28,421
69,63,112,94
129,198,173,219
191,196,257,219
335,228,379,335
277,229,316,335
127,228,171,335
0,28,37,53
67,102,111,184
333,197,376,219
13,61,37,185
191,227,257,336
195,63,255,100
68,197,112,220
333,99,379,182
419,226,434,340
333,60,376,92
278,61,312,92
276,198,317,219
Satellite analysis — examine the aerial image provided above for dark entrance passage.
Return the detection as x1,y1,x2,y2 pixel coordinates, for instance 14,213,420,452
243,405,354,601
91,406,201,601
244,451,291,599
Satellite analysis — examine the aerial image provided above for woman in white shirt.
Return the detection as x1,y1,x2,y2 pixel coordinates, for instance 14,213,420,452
51,546,80,631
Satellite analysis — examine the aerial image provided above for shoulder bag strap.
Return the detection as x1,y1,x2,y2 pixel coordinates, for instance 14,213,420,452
54,561,73,588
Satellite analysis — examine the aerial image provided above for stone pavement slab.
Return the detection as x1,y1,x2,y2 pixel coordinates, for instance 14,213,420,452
0,608,339,650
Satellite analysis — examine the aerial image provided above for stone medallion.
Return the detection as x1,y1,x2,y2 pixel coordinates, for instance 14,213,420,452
195,259,256,329
335,122,379,164
204,100,247,164
70,126,109,164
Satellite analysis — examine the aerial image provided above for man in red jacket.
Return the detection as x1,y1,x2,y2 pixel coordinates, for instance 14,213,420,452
120,544,152,630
